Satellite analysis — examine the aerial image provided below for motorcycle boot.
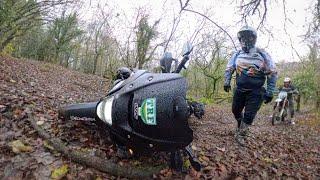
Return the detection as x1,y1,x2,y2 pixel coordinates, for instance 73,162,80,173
234,118,242,137
235,121,250,146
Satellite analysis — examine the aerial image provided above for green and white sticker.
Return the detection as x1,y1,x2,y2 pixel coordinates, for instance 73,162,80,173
138,98,157,125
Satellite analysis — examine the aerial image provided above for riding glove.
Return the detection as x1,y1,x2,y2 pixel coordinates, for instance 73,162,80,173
263,94,273,104
224,85,231,92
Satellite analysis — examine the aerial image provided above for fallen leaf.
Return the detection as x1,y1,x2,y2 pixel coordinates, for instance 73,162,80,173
189,167,201,179
260,170,268,179
33,164,51,179
214,155,222,162
10,79,17,83
204,144,210,150
160,168,169,175
271,167,277,174
13,108,25,119
262,157,273,163
217,147,226,152
200,155,210,162
234,177,244,180
217,163,228,176
118,161,124,166
34,152,55,165
191,145,197,151
0,104,6,109
164,170,172,177
36,120,45,126
133,160,142,166
203,165,214,174
184,175,193,180
51,164,69,180
10,140,33,153
43,140,54,150
183,159,191,169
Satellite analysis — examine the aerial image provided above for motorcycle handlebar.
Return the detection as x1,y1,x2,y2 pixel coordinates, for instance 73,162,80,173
174,55,190,73
58,102,98,120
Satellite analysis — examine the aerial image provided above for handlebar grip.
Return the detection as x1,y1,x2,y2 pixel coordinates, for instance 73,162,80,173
174,55,189,73
58,102,98,120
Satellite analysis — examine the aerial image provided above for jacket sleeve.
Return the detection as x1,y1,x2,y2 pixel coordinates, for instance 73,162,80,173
261,51,278,96
224,53,237,86
291,85,299,94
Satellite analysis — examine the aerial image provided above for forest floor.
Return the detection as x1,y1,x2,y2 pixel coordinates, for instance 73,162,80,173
1,56,319,179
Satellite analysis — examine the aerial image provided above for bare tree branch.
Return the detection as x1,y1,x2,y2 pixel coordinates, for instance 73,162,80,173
257,0,267,29
238,0,268,30
179,0,237,50
281,0,303,61
0,0,75,51
305,0,320,39
190,18,206,44
163,13,182,52
179,0,191,12
27,116,162,178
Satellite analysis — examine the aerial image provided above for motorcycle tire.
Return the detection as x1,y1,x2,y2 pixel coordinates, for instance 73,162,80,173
281,108,287,122
271,106,279,126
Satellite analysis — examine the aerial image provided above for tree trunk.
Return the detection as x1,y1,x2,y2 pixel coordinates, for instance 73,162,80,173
316,90,320,110
55,47,61,64
93,53,99,74
212,79,217,98
0,34,16,52
296,94,301,112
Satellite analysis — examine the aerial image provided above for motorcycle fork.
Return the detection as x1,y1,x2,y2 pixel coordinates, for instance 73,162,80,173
279,98,288,118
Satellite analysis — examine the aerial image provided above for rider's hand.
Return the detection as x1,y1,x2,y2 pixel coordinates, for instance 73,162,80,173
193,103,205,119
263,94,273,104
188,101,205,119
224,85,231,92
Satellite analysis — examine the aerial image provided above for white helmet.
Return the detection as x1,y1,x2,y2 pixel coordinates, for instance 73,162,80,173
237,26,257,53
284,77,291,83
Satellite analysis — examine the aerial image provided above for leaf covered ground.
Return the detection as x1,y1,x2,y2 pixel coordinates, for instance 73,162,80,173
0,56,319,179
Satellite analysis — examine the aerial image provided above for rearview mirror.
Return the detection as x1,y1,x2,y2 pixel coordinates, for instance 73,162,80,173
182,42,193,56
160,52,173,73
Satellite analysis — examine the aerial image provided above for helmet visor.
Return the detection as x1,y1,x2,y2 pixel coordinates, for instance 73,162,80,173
238,30,256,46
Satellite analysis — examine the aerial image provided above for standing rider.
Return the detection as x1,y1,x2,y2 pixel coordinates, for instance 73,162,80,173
224,26,278,146
278,77,299,124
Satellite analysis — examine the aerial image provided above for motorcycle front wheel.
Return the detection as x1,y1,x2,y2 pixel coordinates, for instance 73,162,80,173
281,107,287,122
271,106,280,125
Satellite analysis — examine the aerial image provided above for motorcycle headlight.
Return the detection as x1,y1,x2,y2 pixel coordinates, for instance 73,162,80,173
97,96,114,125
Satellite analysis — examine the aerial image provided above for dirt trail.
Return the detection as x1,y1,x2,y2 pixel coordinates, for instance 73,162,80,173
1,56,319,179
190,105,319,179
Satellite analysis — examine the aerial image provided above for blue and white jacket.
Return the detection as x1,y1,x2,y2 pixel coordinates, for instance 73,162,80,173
224,47,277,96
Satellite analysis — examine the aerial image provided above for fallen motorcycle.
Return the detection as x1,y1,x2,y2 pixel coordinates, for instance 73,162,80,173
58,42,203,171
